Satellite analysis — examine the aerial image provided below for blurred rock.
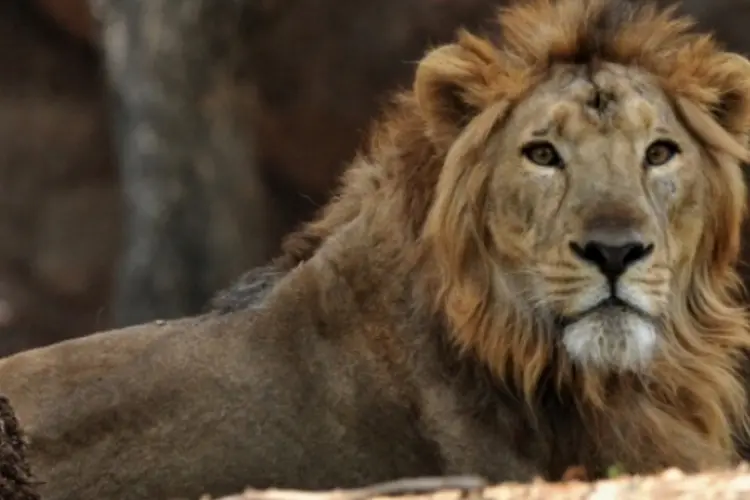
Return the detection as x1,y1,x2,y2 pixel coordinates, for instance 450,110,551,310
0,395,39,500
0,0,119,357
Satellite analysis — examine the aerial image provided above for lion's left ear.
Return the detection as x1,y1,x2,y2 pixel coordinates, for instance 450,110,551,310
675,53,750,161
711,54,750,141
414,32,505,149
667,52,750,162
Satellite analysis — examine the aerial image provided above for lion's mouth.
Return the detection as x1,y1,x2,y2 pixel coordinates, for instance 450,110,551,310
558,296,651,328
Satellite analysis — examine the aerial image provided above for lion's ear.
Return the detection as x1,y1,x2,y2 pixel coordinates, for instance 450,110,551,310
675,53,750,161
670,52,750,163
710,54,750,142
414,32,503,148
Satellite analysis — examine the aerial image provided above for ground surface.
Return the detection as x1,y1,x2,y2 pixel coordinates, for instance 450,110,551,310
212,467,750,500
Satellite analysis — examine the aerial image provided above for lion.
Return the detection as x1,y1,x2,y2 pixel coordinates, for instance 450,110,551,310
3,0,750,498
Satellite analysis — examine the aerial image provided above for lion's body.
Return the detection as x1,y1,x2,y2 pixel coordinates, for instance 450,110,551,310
3,280,550,499
4,0,750,499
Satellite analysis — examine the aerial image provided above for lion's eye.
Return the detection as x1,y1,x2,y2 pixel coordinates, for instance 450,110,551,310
644,140,680,167
521,142,563,168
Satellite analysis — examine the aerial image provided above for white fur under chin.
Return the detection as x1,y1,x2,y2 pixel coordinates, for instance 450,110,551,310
562,310,659,373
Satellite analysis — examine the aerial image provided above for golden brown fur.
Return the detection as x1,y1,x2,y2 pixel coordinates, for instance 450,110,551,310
418,0,750,470
3,0,750,498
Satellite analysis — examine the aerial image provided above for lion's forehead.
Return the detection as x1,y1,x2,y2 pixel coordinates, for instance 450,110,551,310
520,63,675,145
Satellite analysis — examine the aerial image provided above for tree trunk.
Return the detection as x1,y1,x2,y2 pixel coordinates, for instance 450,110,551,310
91,0,277,326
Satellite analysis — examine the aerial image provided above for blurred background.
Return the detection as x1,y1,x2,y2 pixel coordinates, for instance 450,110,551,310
0,0,748,357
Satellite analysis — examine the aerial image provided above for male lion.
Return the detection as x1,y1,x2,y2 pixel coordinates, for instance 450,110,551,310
3,0,750,498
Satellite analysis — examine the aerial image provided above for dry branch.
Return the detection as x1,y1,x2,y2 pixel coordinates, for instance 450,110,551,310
211,466,750,500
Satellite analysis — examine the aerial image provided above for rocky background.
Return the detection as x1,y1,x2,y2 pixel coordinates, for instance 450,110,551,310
0,0,748,357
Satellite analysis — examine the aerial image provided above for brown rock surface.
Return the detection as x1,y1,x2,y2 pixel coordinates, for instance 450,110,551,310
32,0,96,43
0,0,119,357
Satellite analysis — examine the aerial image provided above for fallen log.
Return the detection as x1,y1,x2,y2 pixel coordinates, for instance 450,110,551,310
210,466,750,500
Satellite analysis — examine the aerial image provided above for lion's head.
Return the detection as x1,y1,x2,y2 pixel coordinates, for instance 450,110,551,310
409,0,750,466
219,0,750,470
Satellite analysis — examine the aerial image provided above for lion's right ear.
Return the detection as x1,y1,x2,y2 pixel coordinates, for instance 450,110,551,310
414,32,505,149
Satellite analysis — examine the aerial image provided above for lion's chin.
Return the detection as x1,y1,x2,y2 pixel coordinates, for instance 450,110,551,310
561,308,659,373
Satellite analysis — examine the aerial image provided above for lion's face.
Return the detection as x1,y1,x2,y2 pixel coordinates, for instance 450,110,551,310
482,63,710,373
417,0,750,384
410,0,750,466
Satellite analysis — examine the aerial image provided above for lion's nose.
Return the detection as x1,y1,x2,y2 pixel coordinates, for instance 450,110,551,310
569,231,654,282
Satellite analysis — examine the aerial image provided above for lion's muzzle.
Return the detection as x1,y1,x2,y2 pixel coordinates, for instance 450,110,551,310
561,226,661,372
